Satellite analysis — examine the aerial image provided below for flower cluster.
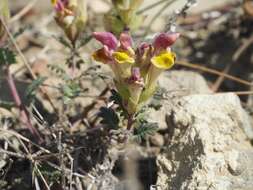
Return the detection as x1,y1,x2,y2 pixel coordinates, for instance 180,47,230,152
51,0,87,43
92,32,179,115
104,0,144,35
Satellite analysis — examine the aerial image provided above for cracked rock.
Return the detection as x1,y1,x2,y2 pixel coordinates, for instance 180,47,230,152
156,93,253,190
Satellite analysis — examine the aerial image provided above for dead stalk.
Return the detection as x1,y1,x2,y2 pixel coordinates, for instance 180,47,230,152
34,163,51,190
176,60,253,87
10,0,38,23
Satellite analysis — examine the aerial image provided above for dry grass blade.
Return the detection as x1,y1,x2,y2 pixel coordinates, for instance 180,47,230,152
232,91,253,96
176,60,253,87
10,0,38,23
137,0,168,15
144,0,175,35
211,63,232,92
0,148,26,159
233,35,253,62
0,128,51,153
212,34,253,91
34,163,51,190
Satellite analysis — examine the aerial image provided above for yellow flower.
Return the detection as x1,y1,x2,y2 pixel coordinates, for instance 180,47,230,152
51,0,57,5
141,51,176,103
112,51,134,64
151,51,176,69
112,51,134,79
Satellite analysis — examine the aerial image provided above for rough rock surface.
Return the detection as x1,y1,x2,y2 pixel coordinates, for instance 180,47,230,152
148,71,212,131
159,71,212,95
156,93,253,190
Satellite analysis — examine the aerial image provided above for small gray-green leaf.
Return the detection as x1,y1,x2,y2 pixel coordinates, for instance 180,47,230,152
0,48,16,65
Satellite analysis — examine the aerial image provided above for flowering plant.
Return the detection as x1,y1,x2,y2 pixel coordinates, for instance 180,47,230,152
112,0,143,25
104,0,144,35
51,0,87,43
92,31,179,126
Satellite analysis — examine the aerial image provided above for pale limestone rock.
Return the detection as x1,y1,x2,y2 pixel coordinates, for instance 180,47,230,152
156,93,253,190
150,133,165,147
148,71,212,131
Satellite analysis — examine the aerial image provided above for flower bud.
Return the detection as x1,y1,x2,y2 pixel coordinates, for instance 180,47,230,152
93,32,118,50
52,0,87,43
125,67,144,114
153,32,180,53
119,32,132,50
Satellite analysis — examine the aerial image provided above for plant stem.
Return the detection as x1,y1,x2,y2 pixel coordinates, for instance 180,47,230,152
127,114,134,130
70,42,77,79
6,67,42,142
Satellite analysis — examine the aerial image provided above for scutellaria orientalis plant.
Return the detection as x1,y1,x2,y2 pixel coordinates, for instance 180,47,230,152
92,31,179,129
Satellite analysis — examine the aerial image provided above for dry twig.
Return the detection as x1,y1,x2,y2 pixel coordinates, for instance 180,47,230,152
10,0,38,23
176,60,252,87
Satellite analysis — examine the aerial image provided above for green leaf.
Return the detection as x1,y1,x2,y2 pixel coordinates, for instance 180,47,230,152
109,89,123,106
0,100,15,109
109,89,128,118
61,82,82,104
54,36,72,49
98,107,119,129
0,48,16,65
77,34,92,48
26,77,47,100
47,64,67,79
134,122,158,142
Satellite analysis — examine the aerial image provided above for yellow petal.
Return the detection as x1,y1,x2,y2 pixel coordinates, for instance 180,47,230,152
51,0,57,5
151,52,176,69
112,51,134,64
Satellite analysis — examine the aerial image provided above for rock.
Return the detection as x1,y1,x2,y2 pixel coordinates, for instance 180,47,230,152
150,133,165,147
148,71,212,131
159,70,212,94
156,93,253,190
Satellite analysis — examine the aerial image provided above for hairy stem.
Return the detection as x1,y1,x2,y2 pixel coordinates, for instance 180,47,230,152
70,42,77,79
127,114,134,130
